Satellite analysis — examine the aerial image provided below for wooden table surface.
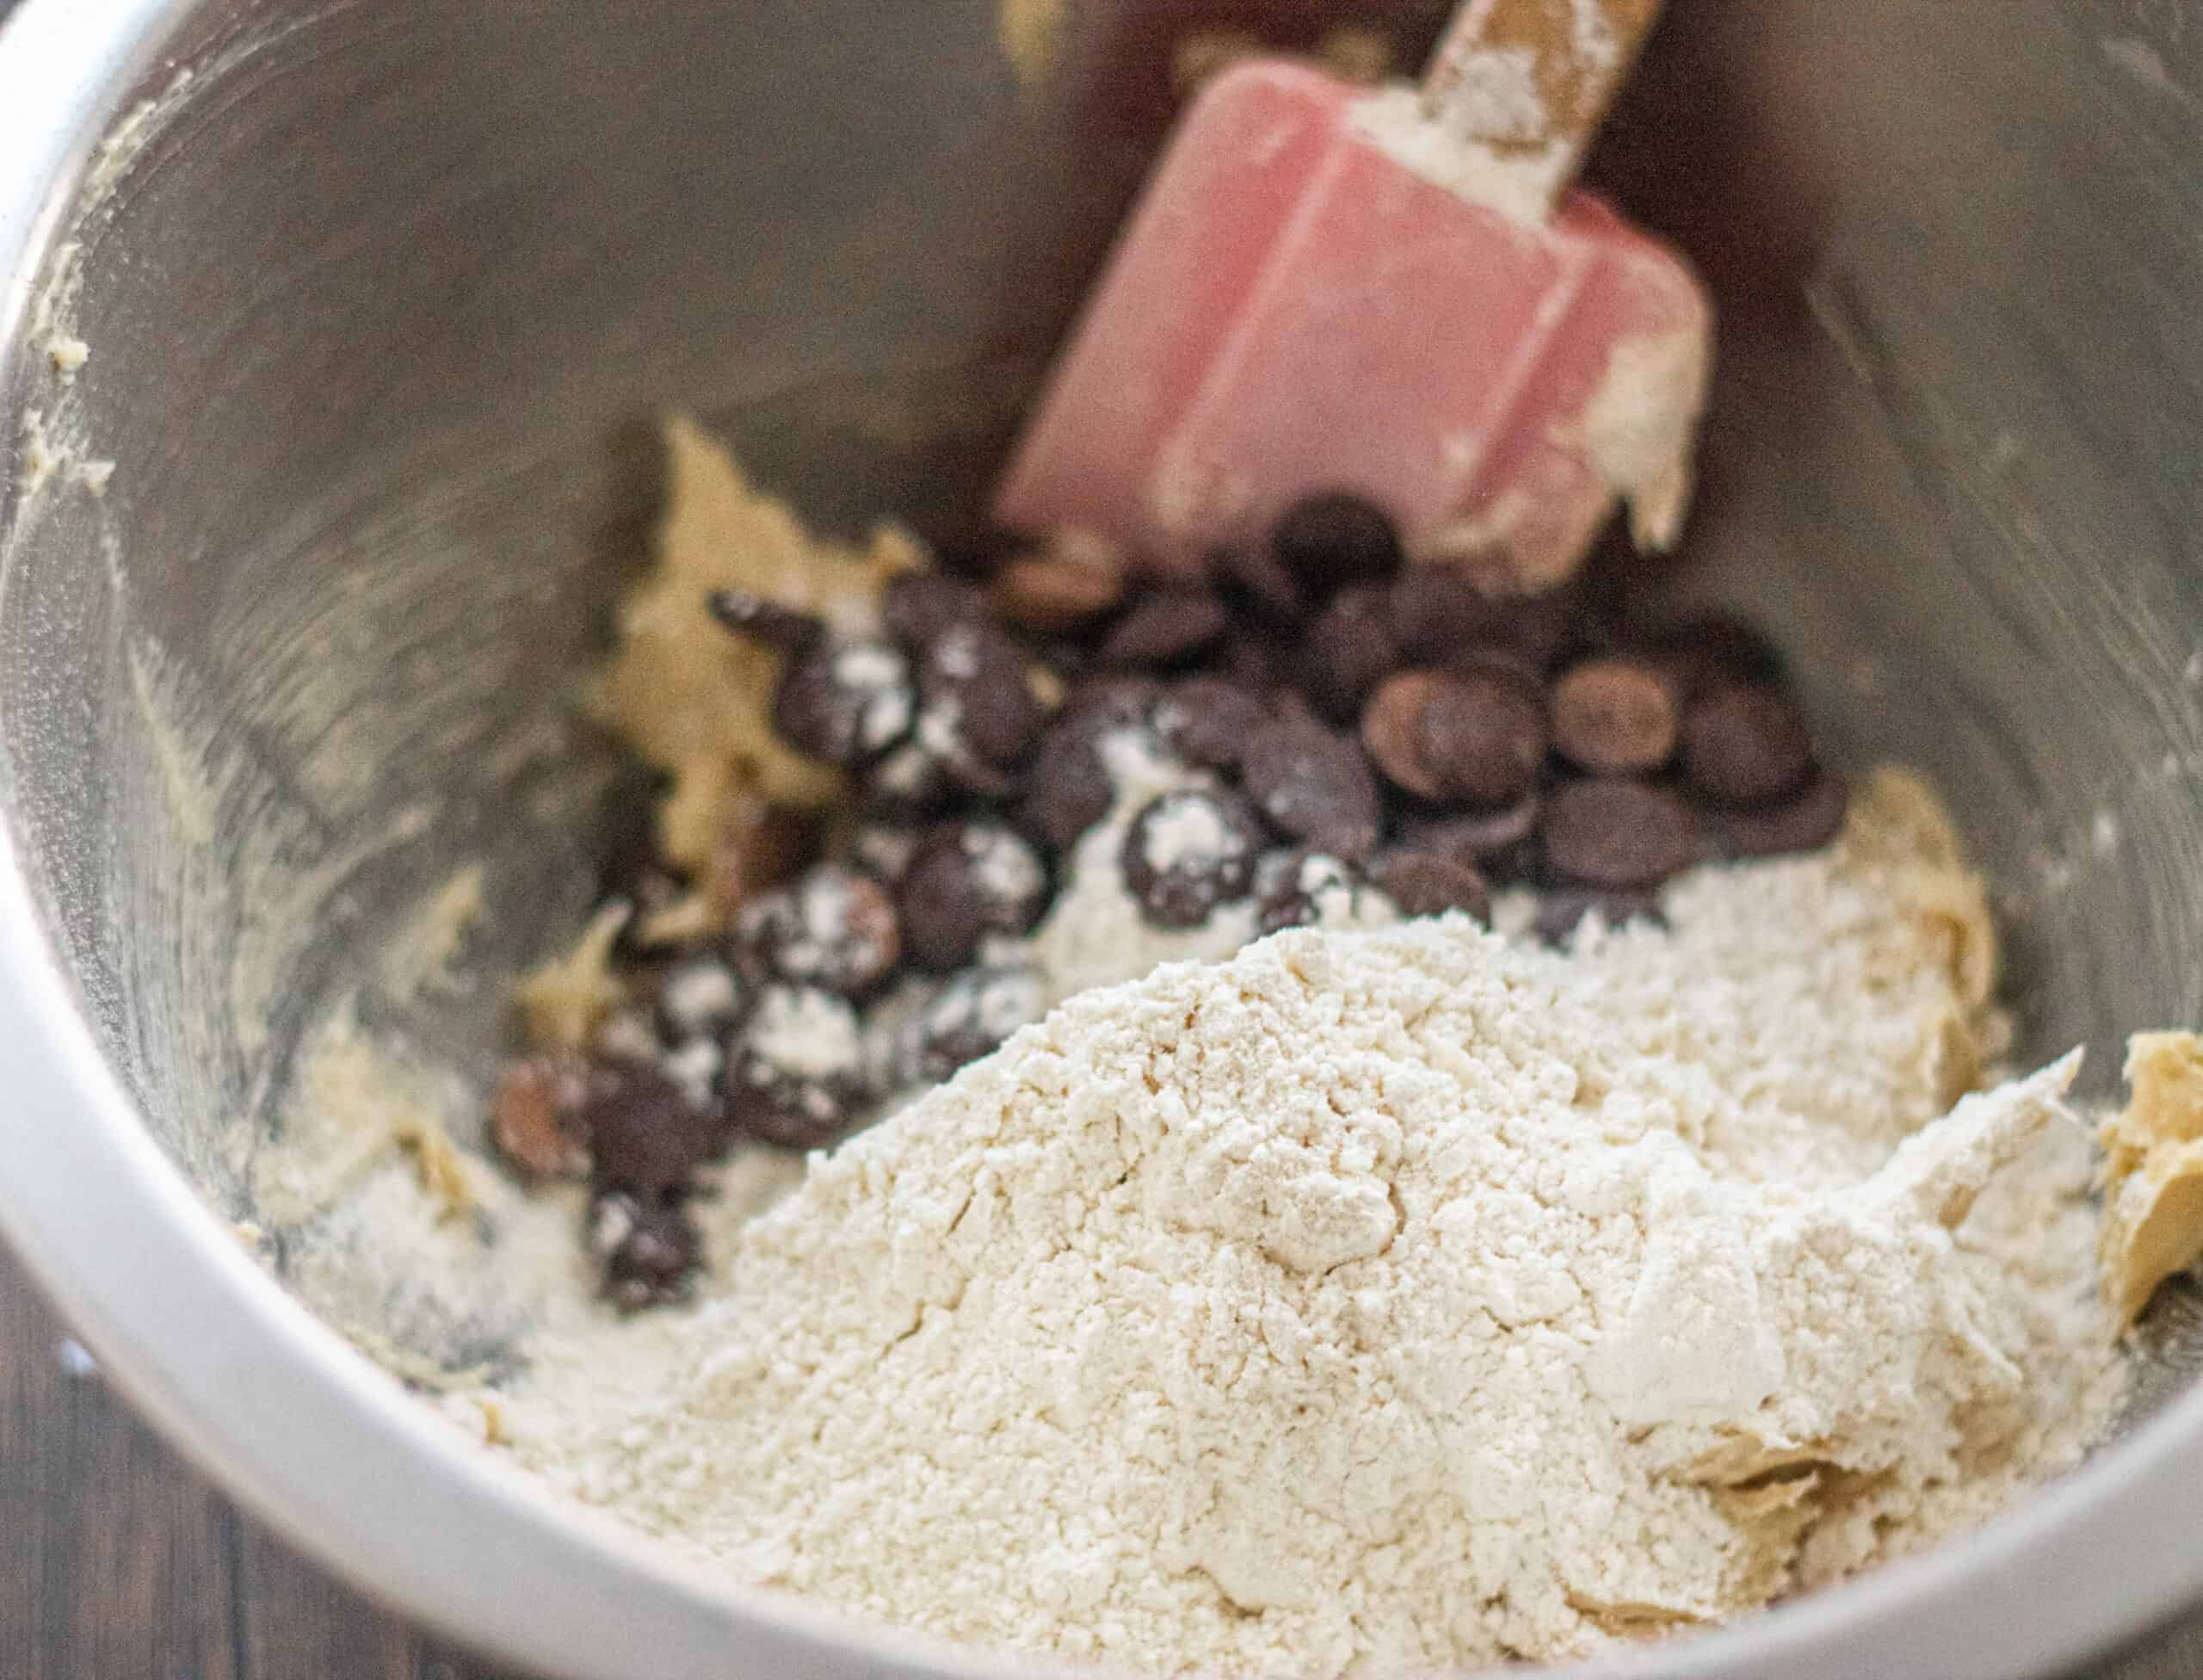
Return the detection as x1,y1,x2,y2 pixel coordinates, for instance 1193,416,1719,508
7,1238,2203,1680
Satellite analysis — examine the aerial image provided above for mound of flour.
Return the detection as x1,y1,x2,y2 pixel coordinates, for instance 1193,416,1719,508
497,782,2124,1675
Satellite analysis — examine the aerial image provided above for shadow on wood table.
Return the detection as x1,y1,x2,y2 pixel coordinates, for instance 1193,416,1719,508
0,1244,517,1680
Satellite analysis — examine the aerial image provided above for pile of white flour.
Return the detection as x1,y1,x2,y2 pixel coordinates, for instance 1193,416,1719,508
490,775,2126,1675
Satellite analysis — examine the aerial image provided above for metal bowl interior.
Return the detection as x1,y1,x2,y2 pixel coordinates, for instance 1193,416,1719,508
3,1,2203,1677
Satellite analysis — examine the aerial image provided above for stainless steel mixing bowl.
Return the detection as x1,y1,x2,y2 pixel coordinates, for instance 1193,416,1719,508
4,1,2203,1676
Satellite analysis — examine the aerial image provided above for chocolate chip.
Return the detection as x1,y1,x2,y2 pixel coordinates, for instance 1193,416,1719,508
1021,713,1132,853
1274,492,1404,590
737,863,902,997
860,737,958,816
1551,657,1682,775
898,821,1052,971
1302,586,1404,723
1254,849,1361,934
491,1053,592,1181
771,638,916,767
1389,566,1509,663
1398,795,1543,876
1713,769,1849,858
1228,633,1301,695
1681,681,1816,807
1648,612,1786,698
583,1056,727,1193
1211,543,1308,625
1152,676,1270,772
1061,672,1163,727
1416,668,1549,807
1374,850,1492,922
655,956,747,1041
992,543,1127,635
707,589,824,653
1533,886,1666,947
849,822,923,887
1498,586,1598,673
1097,585,1231,668
590,1188,701,1310
916,619,1047,773
591,764,684,919
1544,779,1701,889
700,800,818,918
1241,717,1384,862
900,967,1046,1085
1360,672,1449,800
882,571,988,647
727,985,868,1149
1121,789,1265,928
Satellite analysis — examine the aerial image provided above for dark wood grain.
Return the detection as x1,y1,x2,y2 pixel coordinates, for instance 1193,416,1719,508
8,1232,2203,1680
0,1242,515,1680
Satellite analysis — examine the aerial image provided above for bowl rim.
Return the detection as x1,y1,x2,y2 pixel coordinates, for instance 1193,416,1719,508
5,3,2203,1677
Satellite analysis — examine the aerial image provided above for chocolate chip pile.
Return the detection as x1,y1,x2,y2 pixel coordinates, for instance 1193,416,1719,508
495,492,1845,1307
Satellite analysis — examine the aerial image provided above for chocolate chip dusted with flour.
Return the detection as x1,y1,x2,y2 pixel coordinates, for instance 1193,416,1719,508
1151,676,1269,773
771,637,916,768
737,863,902,998
589,1187,702,1311
898,820,1052,972
727,984,870,1150
1120,789,1266,928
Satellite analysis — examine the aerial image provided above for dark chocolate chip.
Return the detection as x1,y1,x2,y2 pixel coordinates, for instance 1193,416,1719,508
700,800,819,919
916,619,1047,772
1209,629,1291,693
737,863,902,998
1120,789,1265,928
1302,585,1405,723
1417,668,1550,807
591,1188,702,1310
1647,612,1786,698
898,821,1052,971
1498,586,1597,673
1551,657,1682,775
1153,676,1271,772
1544,779,1702,889
1389,566,1509,664
1211,543,1309,625
655,955,747,1041
707,589,824,653
992,546,1127,635
1255,849,1361,934
1021,714,1133,854
1398,796,1543,877
1533,886,1667,947
882,571,988,647
900,967,1046,1086
1098,586,1231,668
727,985,868,1149
1374,850,1492,922
1361,672,1450,800
1713,769,1849,858
1241,717,1385,862
582,1056,727,1194
1681,681,1816,808
771,638,916,767
491,1053,592,1181
1061,672,1163,728
1274,492,1404,590
850,822,924,887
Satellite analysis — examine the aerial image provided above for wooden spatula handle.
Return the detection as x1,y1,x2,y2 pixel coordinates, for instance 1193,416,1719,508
1421,0,1663,171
